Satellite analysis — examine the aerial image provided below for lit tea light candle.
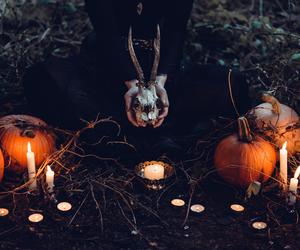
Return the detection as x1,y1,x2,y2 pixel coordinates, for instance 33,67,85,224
28,213,43,223
0,208,9,217
27,142,37,190
230,204,245,212
57,202,72,212
190,204,205,213
288,166,300,206
144,163,164,180
252,221,267,230
46,165,55,193
280,141,288,190
171,199,185,207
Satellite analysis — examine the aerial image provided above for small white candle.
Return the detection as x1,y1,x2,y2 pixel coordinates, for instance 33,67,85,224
28,213,43,223
280,141,288,190
288,166,300,206
252,221,267,230
26,142,37,190
144,164,164,180
46,165,54,193
171,199,185,207
190,204,205,213
0,208,9,217
57,202,72,212
230,204,245,212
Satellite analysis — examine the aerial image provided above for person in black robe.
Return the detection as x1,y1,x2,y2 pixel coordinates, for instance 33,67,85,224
23,0,250,139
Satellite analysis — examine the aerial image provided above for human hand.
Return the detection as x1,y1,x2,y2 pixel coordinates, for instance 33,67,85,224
124,79,146,127
153,75,169,128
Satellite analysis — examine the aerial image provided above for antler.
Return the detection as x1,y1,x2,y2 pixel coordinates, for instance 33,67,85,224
150,24,161,83
128,27,145,83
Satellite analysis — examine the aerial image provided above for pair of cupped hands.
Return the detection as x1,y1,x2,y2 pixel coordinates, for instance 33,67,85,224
124,75,169,128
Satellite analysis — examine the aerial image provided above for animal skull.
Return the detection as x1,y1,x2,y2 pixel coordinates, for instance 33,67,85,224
128,25,161,126
133,84,160,125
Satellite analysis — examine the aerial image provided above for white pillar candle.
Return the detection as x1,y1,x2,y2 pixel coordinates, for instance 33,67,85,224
288,166,300,206
280,141,288,190
27,142,37,190
46,165,54,193
144,164,164,180
288,178,298,206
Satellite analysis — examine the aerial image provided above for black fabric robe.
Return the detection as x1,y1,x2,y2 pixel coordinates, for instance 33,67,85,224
84,0,194,81
23,0,250,138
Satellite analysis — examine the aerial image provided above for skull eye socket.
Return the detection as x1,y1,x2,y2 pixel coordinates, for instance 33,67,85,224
133,98,140,109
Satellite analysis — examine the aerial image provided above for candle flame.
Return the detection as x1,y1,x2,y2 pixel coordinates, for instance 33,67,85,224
27,142,32,153
282,141,287,150
294,166,300,179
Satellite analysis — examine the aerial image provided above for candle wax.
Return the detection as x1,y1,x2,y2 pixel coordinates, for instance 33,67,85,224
46,165,55,193
144,164,164,180
230,204,245,212
279,142,288,190
0,208,9,217
288,178,298,206
171,199,185,207
190,204,205,213
57,202,72,212
28,213,43,223
252,221,267,230
27,142,37,190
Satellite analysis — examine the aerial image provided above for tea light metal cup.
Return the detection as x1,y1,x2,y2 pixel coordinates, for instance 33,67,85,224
135,161,174,190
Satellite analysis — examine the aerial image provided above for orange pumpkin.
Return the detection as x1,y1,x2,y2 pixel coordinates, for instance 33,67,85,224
214,117,276,188
0,115,56,173
0,149,4,182
249,93,300,155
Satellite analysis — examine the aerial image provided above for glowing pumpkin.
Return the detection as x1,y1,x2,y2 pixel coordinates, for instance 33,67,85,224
214,117,277,188
0,115,56,173
0,149,4,182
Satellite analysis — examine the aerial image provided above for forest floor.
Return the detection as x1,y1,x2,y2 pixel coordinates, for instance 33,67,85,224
0,0,300,249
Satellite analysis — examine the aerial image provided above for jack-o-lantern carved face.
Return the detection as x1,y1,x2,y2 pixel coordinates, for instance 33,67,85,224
128,25,161,125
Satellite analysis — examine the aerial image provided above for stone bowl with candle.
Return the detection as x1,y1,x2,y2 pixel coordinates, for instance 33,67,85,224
135,161,175,190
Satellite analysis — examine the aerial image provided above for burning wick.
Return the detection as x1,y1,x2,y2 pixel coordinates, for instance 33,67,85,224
190,204,205,213
252,221,267,230
0,208,9,217
57,202,72,212
28,213,43,223
230,204,245,212
171,199,185,207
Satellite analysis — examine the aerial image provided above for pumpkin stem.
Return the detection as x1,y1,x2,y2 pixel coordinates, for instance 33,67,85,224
261,93,281,115
238,117,253,142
